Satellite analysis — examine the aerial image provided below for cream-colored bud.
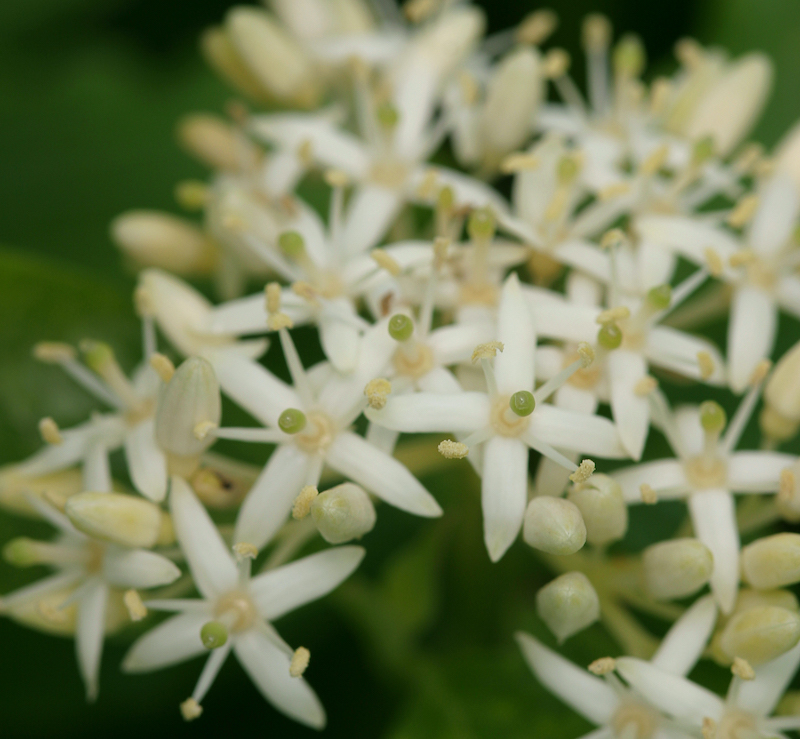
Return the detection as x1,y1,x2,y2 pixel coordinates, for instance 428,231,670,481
177,113,244,172
568,474,628,546
155,357,222,459
718,605,800,665
65,492,163,548
536,572,600,642
764,340,800,425
742,533,800,590
310,483,376,544
642,538,713,601
200,26,270,103
735,588,800,615
111,211,217,275
523,496,586,556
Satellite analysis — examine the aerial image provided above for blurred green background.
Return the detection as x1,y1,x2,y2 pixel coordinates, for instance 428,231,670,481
2,1,800,737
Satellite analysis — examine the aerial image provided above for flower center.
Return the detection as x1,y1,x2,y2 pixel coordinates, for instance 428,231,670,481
746,260,776,291
610,702,659,739
716,709,759,739
684,455,727,489
458,281,498,307
294,411,336,454
215,590,257,633
85,541,106,574
369,160,408,189
124,397,156,427
392,343,434,379
313,271,344,299
564,351,602,390
490,396,531,437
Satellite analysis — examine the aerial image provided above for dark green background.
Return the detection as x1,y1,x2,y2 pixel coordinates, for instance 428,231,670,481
1,1,800,737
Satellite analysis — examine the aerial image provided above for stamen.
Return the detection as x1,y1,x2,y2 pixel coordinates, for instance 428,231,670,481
639,144,669,177
730,249,757,268
544,50,587,117
289,647,311,678
701,718,715,739
233,542,258,562
438,439,469,459
721,360,771,455
292,486,319,519
640,484,658,504
418,236,450,338
634,376,658,396
471,341,504,363
193,421,218,441
180,698,203,721
654,268,709,324
704,248,724,277
517,9,558,45
324,169,349,259
33,342,76,363
265,282,295,331
80,340,140,409
727,194,760,229
38,417,63,445
600,228,626,307
124,590,147,621
534,346,593,404
210,427,287,443
569,459,595,484
598,182,631,201
732,657,755,680
364,378,392,410
697,351,715,381
371,249,402,277
582,14,611,115
500,153,540,174
588,657,616,675
150,353,175,383
278,327,313,406
175,180,208,210
648,390,686,459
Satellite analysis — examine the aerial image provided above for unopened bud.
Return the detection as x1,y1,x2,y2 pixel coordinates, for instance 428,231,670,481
65,492,163,548
536,571,600,642
742,533,800,590
718,605,800,665
311,483,376,544
523,496,586,555
177,113,243,171
568,474,627,546
642,538,713,600
764,341,800,428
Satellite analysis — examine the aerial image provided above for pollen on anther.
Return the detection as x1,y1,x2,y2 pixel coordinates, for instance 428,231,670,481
634,376,658,396
600,228,626,251
180,698,203,721
364,378,392,410
233,542,258,561
371,249,402,277
150,353,175,383
124,590,148,621
471,341,504,364
569,459,595,484
697,351,715,380
290,646,311,678
265,282,282,314
193,420,218,441
323,169,350,189
39,417,63,445
704,248,724,277
727,195,759,229
780,469,796,501
640,484,658,505
438,440,469,459
577,343,595,368
732,657,755,680
500,153,540,174
588,657,616,675
292,486,319,520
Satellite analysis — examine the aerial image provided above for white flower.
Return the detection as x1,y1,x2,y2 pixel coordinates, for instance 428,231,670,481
123,476,364,727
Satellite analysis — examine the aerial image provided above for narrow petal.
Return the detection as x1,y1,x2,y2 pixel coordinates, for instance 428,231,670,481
365,392,489,433
727,286,777,393
342,185,403,257
650,595,718,676
170,476,237,600
319,303,361,373
13,422,96,478
325,432,442,517
636,215,739,271
494,273,536,394
234,630,326,729
776,275,800,319
748,174,800,256
83,441,112,493
637,239,677,292
122,611,210,672
428,322,495,367
523,291,600,343
727,451,795,492
515,632,617,725
737,641,800,717
102,548,181,590
645,327,726,385
234,445,310,550
482,436,528,561
250,546,365,620
673,405,704,458
615,657,724,724
124,419,167,502
525,405,628,458
416,366,462,394
608,350,650,461
612,460,689,503
0,570,83,610
688,489,739,614
76,579,108,702
415,165,510,215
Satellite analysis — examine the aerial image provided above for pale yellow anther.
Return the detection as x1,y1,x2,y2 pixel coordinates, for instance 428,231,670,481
639,145,670,177
600,228,626,251
175,180,209,211
39,417,63,446
371,249,402,277
323,169,349,189
149,353,175,383
702,717,716,739
33,342,76,363
180,698,203,721
734,143,763,175
727,195,760,229
433,236,450,268
732,657,756,680
517,10,558,46
458,71,480,106
588,657,616,675
292,486,319,520
124,590,148,622
582,13,611,52
596,306,630,325
193,420,218,441
500,153,540,174
297,139,314,167
750,359,772,386
364,378,392,410
598,182,632,201
697,351,715,381
291,281,320,306
265,282,282,314
640,483,658,504
233,542,258,561
634,376,658,396
730,249,757,268
268,313,294,331
577,343,595,368
780,469,796,501
134,285,155,318
471,341,504,364
569,459,596,484
543,49,571,79
417,170,439,199
438,440,469,459
755,157,777,179
704,247,724,277
290,646,311,677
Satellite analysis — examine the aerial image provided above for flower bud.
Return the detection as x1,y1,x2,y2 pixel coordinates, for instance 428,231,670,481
177,113,244,172
0,467,83,517
311,483,376,544
523,497,586,555
762,340,800,440
156,357,221,461
111,211,217,275
568,474,628,546
536,571,600,642
735,588,800,615
642,538,713,600
65,492,164,549
742,533,800,590
718,605,800,665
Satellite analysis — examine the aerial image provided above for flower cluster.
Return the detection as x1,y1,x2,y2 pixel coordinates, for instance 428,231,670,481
6,0,800,733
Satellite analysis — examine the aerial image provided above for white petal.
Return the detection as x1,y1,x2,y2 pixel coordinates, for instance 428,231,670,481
737,641,800,717
482,436,528,561
250,546,364,620
645,327,726,385
728,286,777,393
525,405,628,458
777,275,800,319
494,273,536,394
637,239,677,291
566,272,603,306
14,422,95,478
515,632,618,725
76,579,108,702
650,595,718,676
612,460,688,503
124,420,167,502
365,392,489,432
748,174,800,256
208,351,301,426
428,321,495,366
102,548,181,590
523,291,600,343
319,302,361,373
365,422,399,454
414,165,509,215
673,405,704,458
123,611,210,672
342,185,403,257
615,657,724,724
326,432,442,517
234,629,326,729
83,440,112,493
234,445,310,551
688,489,739,614
727,451,795,492
170,476,237,599
555,240,614,284
416,366,463,394
608,350,650,461
0,570,83,610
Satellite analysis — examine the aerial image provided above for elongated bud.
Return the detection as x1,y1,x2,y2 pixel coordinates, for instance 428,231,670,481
762,340,800,441
567,474,627,546
177,113,243,171
718,605,800,665
642,538,713,600
536,572,600,642
200,26,270,103
523,497,586,555
111,211,217,275
156,357,221,459
742,533,800,590
65,492,164,549
311,483,376,544
735,588,800,615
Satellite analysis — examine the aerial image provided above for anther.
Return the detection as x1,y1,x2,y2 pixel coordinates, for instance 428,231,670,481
750,359,772,386
613,34,645,77
517,10,558,46
291,281,320,307
704,248,724,277
640,484,658,504
323,169,350,189
364,378,392,410
33,342,76,363
200,621,229,650
500,153,540,174
701,717,716,739
180,698,203,721
290,647,311,678
193,420,218,441
600,228,626,251
598,183,631,201
577,342,595,368
582,13,611,53
588,657,616,675
697,351,715,380
124,590,148,622
265,282,294,330
639,145,669,177
150,353,175,383
634,377,658,396
569,459,595,484
371,249,402,276
730,249,757,268
727,195,760,229
233,542,258,562
732,657,756,680
388,314,414,342
438,440,469,459
278,408,307,434
292,486,319,520
543,49,571,79
175,180,209,211
39,417,63,445
471,341,504,364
